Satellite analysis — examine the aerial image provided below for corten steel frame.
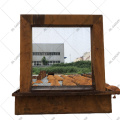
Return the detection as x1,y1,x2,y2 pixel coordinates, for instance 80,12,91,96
12,15,120,115
20,15,105,92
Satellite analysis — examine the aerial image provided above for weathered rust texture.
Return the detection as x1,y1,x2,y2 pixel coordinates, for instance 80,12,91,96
20,15,105,92
15,95,111,114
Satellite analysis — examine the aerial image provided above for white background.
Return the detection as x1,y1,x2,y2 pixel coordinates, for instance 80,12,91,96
0,0,120,120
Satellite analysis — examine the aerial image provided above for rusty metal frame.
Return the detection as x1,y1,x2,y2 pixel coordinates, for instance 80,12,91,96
20,15,105,92
12,15,114,115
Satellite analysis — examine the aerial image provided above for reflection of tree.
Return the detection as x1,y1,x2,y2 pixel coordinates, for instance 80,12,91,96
41,56,48,65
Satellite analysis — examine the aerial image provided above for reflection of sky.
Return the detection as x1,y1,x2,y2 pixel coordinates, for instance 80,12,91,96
32,27,91,63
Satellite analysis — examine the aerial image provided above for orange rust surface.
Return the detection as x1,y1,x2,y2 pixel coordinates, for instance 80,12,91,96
62,79,76,86
47,75,55,80
32,82,35,85
33,74,120,91
54,75,64,81
51,80,60,86
35,80,43,83
47,75,60,86
72,75,92,85
48,79,54,83
106,85,120,91
33,85,38,86
61,75,92,86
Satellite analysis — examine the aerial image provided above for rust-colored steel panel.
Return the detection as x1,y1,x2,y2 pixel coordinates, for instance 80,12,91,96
15,95,111,115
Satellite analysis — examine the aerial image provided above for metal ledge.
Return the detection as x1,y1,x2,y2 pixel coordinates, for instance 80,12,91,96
12,88,120,97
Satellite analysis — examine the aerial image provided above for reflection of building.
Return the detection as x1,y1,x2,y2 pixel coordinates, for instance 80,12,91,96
83,52,91,61
74,57,83,62
32,43,64,66
74,52,91,62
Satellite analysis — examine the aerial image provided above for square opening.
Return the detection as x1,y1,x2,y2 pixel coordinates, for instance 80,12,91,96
31,27,93,91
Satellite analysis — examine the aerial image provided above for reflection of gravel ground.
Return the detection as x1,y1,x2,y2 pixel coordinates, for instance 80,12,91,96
59,81,62,86
32,76,63,86
58,75,63,86
32,79,37,82
41,77,51,86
